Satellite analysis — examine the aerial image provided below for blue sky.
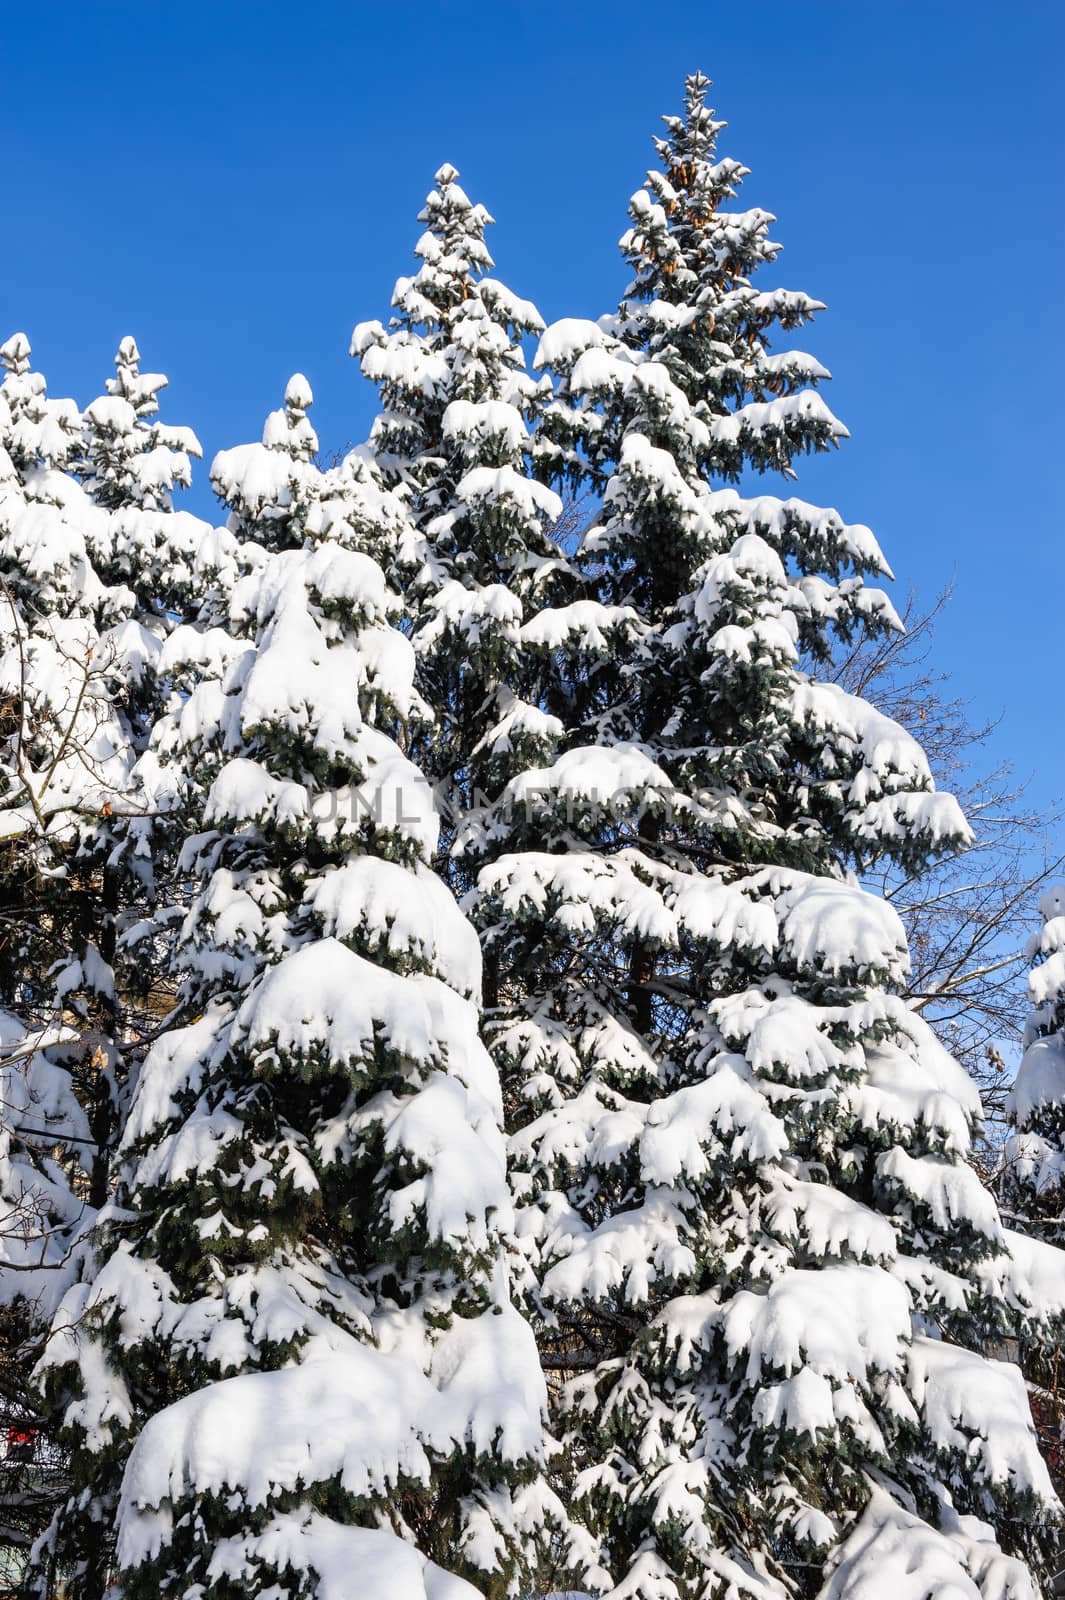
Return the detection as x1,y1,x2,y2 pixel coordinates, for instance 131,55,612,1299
2,1,1062,817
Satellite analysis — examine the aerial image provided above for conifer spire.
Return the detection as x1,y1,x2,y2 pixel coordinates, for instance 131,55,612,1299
351,167,569,844
460,76,1065,1597
80,334,202,513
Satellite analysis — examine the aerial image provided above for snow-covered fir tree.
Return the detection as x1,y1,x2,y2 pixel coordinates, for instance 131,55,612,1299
351,168,634,1590
33,380,567,1600
536,70,844,606
351,163,571,856
452,77,1065,1597
0,332,149,1572
76,335,210,661
1005,886,1065,1241
210,368,322,556
0,330,143,1215
13,331,226,1094
78,336,202,515
74,338,220,1007
1001,886,1065,1494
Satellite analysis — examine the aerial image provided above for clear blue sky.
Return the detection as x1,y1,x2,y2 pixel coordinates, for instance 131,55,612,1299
2,1,1062,816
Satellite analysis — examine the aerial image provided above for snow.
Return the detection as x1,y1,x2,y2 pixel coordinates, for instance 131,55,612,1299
158,622,247,681
762,1176,896,1265
1006,1033,1065,1125
469,691,563,762
541,1190,698,1307
205,738,438,860
0,1015,85,1139
1002,884,1065,1228
262,396,318,458
117,1319,544,1579
792,680,933,791
709,390,849,446
0,497,112,611
856,789,972,854
877,1148,1002,1243
0,1011,92,1308
909,1335,1055,1500
762,867,910,982
304,857,482,1000
117,1340,442,1530
84,394,137,434
0,332,31,371
604,431,707,523
119,1009,229,1151
456,463,562,526
520,600,647,654
670,876,777,958
1029,949,1065,1013
233,543,392,632
979,1228,1065,1330
204,1515,481,1600
640,1061,789,1179
703,615,798,668
1004,1126,1065,1199
856,1032,980,1156
736,992,846,1087
718,1264,910,1387
420,578,522,647
284,372,313,409
237,608,366,749
101,617,163,686
136,1097,244,1192
229,938,494,1099
213,438,289,506
820,1484,1040,1600
760,350,831,383
441,398,527,453
475,851,677,950
568,346,641,397
358,336,451,395
534,318,613,370
427,1296,547,1462
52,1330,135,1451
662,866,907,983
340,1069,508,1248
500,744,684,824
478,275,544,333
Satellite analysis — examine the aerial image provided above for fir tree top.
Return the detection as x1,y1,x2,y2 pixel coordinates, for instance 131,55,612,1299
352,162,548,524
80,334,203,514
0,331,82,476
